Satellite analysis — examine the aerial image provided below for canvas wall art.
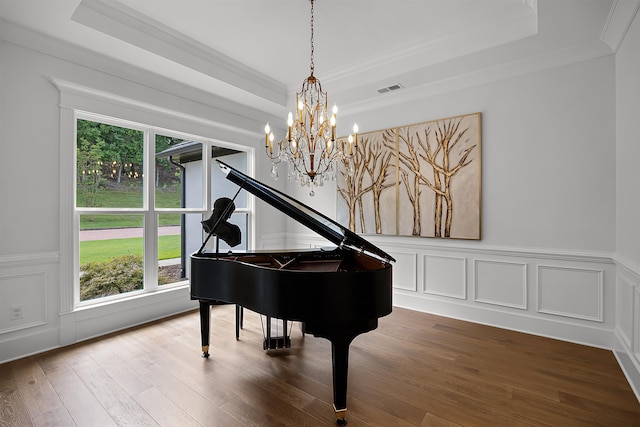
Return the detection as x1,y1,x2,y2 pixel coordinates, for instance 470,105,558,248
337,112,481,240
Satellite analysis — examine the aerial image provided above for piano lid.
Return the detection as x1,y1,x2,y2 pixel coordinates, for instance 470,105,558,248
217,160,395,264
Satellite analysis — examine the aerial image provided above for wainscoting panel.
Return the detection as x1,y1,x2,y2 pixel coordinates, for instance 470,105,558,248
269,233,618,351
0,251,195,364
369,236,617,350
537,265,603,322
423,255,466,299
0,252,60,363
475,259,527,309
0,271,48,333
617,274,635,349
613,260,640,402
635,285,640,362
390,251,418,292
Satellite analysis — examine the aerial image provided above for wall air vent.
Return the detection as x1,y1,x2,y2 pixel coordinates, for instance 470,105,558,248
377,83,404,94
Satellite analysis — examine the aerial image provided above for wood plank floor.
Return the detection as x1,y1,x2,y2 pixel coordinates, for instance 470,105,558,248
1,305,639,426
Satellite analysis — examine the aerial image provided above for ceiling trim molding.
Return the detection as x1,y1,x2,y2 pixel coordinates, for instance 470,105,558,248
600,0,640,52
322,5,539,89
341,40,614,117
1,18,278,126
49,77,262,140
71,0,288,106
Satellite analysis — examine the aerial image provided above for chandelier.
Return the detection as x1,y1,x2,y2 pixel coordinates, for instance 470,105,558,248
264,0,358,196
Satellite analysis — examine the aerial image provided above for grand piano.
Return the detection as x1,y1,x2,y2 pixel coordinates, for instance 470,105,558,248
191,160,394,425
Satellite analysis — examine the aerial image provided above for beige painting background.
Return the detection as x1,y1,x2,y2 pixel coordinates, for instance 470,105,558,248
337,112,481,240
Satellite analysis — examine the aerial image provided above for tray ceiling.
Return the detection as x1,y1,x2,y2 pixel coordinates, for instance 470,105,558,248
1,0,636,116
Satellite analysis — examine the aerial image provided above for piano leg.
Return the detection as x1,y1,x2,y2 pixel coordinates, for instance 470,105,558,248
235,305,243,340
310,320,376,425
199,300,211,358
331,337,351,425
264,316,272,350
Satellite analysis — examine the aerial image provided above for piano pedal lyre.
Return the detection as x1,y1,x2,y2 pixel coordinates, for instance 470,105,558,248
261,316,292,350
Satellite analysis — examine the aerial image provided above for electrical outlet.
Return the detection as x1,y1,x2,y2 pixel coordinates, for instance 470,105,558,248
10,305,24,320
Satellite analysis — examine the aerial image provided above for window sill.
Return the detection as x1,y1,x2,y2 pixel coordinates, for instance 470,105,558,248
62,283,196,344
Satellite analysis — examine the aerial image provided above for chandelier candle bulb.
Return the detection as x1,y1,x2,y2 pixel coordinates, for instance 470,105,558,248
330,115,336,141
353,123,359,146
298,99,304,123
264,123,270,147
287,113,294,141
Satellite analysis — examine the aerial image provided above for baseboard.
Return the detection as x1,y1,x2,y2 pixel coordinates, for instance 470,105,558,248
0,327,61,363
393,292,614,349
0,285,198,364
614,330,640,403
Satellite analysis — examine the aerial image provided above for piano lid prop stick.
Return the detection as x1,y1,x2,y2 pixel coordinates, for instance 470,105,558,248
197,182,246,255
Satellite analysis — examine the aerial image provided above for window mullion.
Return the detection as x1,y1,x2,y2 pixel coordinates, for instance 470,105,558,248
203,141,212,214
145,129,158,291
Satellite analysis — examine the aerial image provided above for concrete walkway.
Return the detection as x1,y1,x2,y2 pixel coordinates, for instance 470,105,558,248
80,225,180,241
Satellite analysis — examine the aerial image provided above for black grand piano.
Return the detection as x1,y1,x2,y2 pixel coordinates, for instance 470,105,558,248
191,160,394,425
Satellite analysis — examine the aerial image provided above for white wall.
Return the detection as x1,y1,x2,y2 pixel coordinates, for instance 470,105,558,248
614,8,640,400
303,58,617,251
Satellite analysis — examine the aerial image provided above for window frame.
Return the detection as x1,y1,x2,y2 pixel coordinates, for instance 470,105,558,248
56,78,254,313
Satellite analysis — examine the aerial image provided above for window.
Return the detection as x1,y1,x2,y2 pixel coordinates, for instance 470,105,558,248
74,113,250,305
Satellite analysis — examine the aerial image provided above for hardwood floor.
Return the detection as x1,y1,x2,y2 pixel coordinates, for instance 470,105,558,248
1,305,639,426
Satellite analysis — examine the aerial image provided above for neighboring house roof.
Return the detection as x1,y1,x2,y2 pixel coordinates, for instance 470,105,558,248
156,140,241,164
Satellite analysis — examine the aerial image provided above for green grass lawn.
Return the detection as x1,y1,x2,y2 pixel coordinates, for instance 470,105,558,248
80,235,180,264
78,187,181,230
78,186,187,264
80,214,180,229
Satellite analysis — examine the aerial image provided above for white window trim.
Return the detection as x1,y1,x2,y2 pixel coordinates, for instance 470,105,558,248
53,78,255,325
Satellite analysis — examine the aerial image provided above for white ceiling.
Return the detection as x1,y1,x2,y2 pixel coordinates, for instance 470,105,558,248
0,0,636,118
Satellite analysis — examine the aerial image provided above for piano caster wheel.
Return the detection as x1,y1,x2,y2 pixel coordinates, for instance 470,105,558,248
334,407,347,425
335,418,347,426
202,352,210,358
202,346,210,358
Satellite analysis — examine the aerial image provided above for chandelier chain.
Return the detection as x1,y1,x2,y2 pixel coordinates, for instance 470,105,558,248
264,0,358,195
309,0,315,75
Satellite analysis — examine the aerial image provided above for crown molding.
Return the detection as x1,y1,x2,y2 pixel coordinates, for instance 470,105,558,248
323,3,539,92
340,39,614,117
1,17,282,125
71,0,288,106
600,0,640,52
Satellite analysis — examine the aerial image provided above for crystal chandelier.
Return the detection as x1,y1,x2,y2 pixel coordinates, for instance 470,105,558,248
264,0,358,196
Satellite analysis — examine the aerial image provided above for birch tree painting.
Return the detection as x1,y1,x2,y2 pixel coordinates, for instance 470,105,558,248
337,131,396,235
337,112,481,240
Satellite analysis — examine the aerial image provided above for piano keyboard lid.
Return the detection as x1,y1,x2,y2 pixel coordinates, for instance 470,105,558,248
217,160,395,264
